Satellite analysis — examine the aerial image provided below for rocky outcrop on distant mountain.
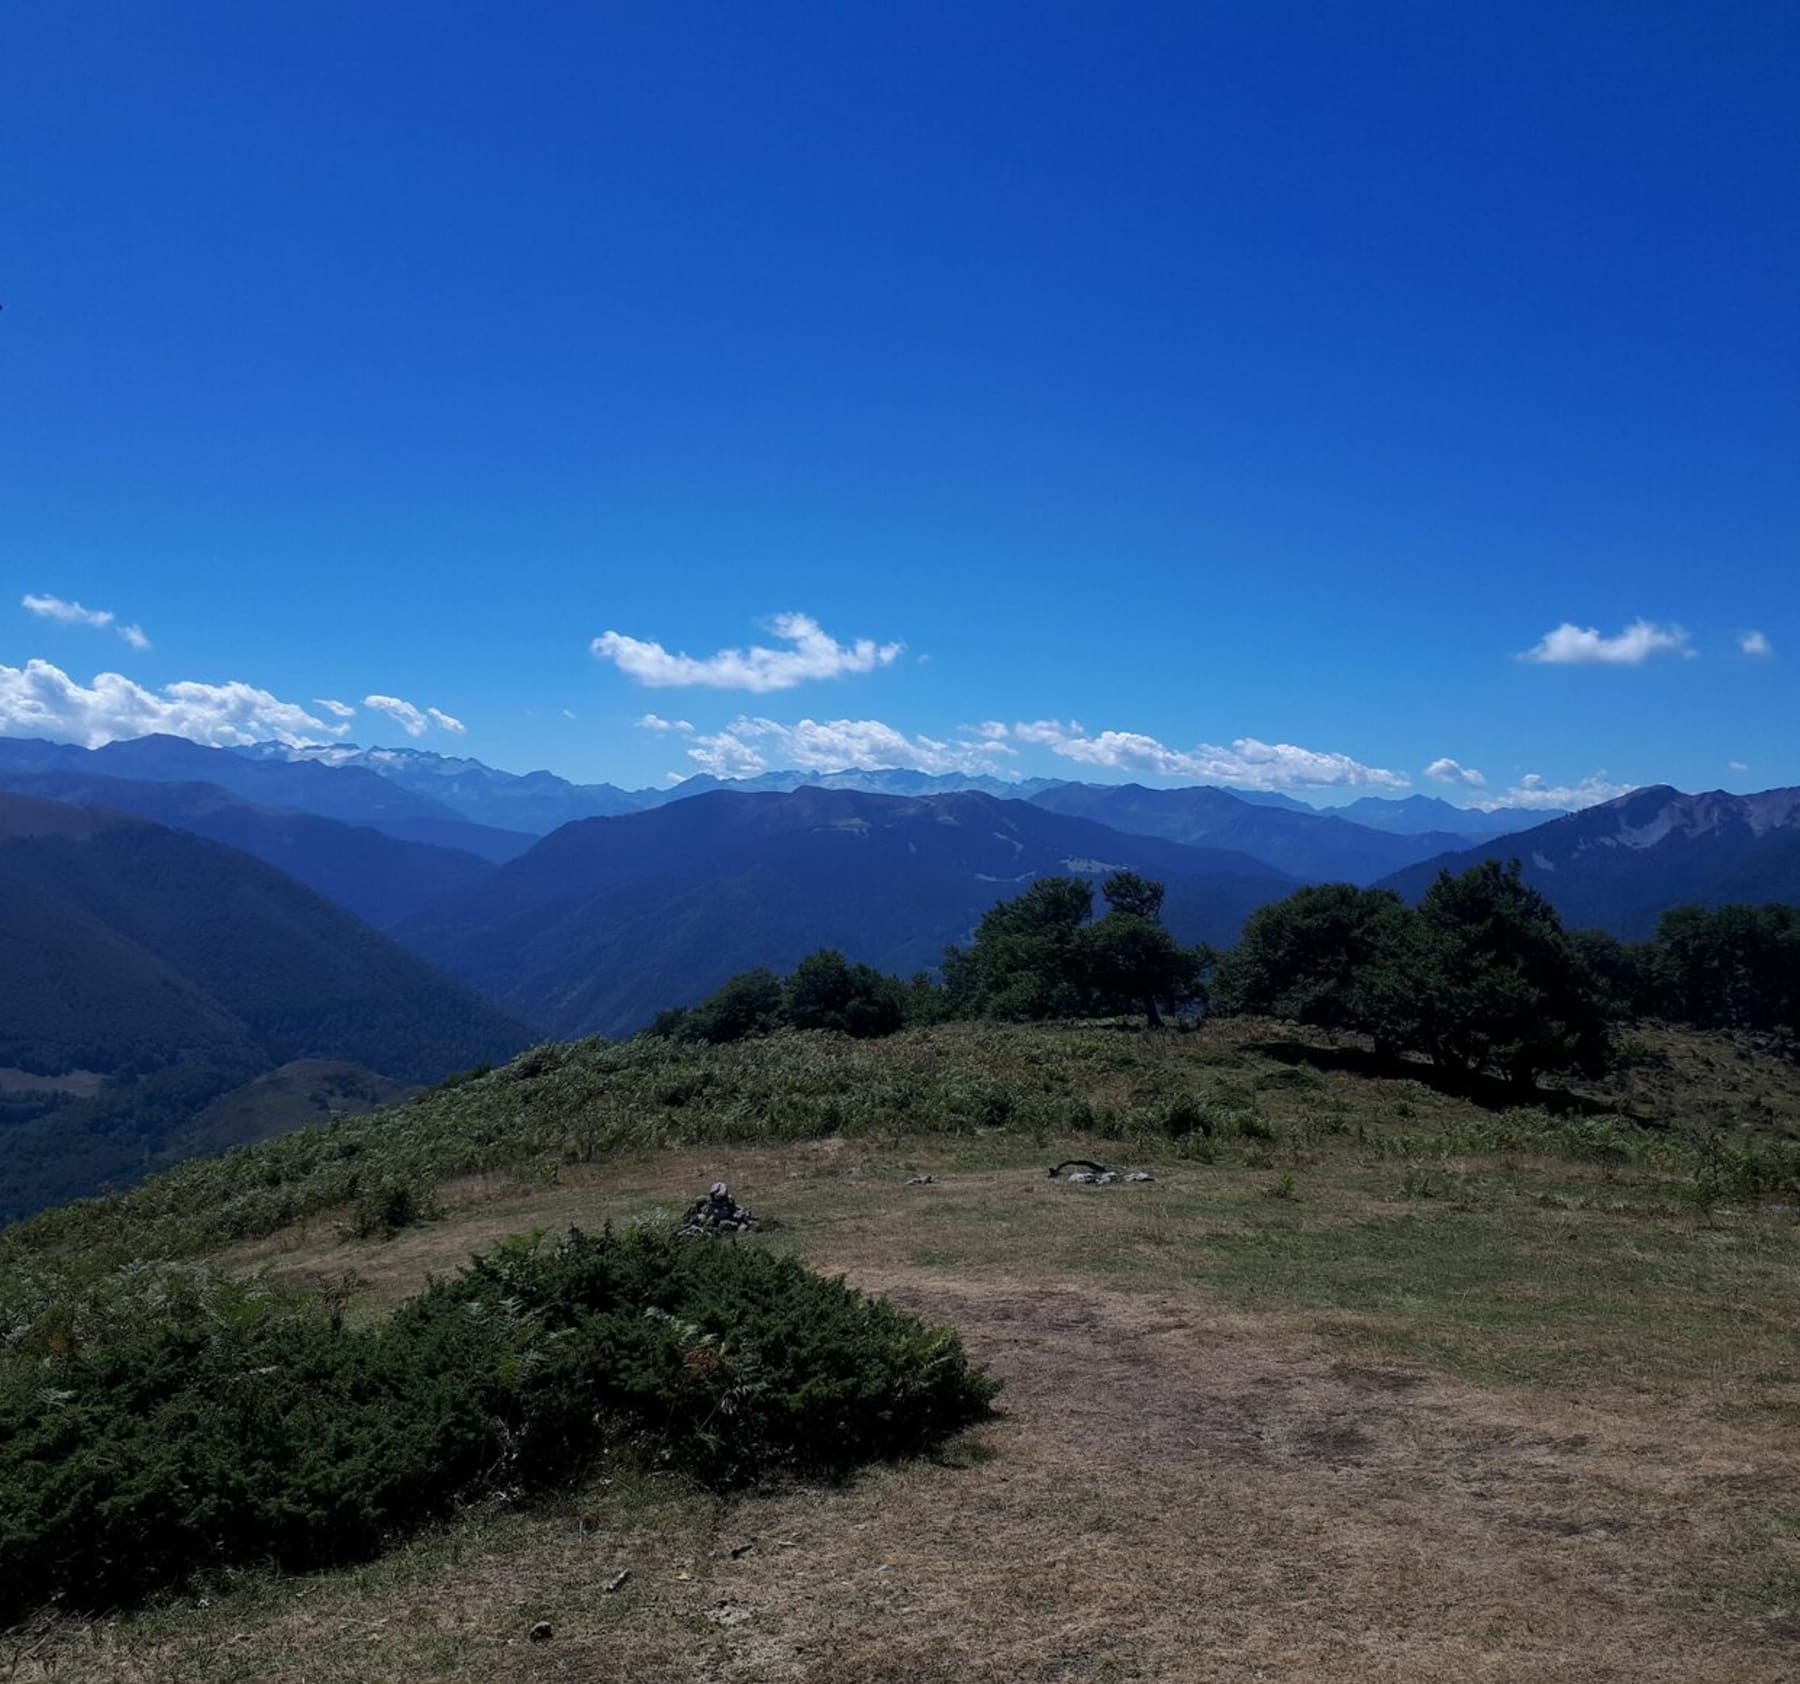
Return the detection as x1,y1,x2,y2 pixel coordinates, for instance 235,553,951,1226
240,741,647,832
1377,785,1800,936
0,735,533,861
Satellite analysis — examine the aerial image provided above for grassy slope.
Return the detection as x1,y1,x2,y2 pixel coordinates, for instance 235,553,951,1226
159,1059,419,1162
6,1019,1800,1681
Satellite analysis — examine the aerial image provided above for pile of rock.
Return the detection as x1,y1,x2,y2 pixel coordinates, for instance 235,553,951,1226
677,1181,757,1238
1047,1159,1154,1186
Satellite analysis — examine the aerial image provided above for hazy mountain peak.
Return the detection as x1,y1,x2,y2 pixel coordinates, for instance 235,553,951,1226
1376,782,1800,937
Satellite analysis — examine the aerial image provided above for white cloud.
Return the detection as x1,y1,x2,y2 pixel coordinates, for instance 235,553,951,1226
1517,618,1692,666
0,658,347,748
363,695,429,736
1741,630,1773,658
1010,720,1409,790
23,593,150,650
592,612,903,692
1728,760,1750,772
313,697,357,718
1011,719,1082,747
680,715,1014,779
636,712,695,733
22,593,113,629
1424,756,1487,788
1476,772,1635,812
363,695,466,738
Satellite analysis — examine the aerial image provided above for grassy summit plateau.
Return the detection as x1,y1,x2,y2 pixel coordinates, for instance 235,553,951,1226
4,1017,1798,1682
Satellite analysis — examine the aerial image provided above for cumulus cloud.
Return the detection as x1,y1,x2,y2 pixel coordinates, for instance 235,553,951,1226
1741,630,1773,658
1476,772,1635,812
363,695,466,738
1517,618,1692,666
22,593,150,650
313,697,357,718
592,612,903,692
1010,720,1409,790
1424,757,1487,788
676,715,1014,779
0,658,347,748
636,712,694,733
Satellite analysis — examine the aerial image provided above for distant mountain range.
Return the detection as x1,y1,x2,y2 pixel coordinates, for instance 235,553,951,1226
238,741,646,831
1333,794,1560,839
0,768,494,927
1027,782,1479,884
3,727,1799,1215
227,738,1556,858
1378,785,1800,937
0,790,531,1218
236,742,1070,828
395,787,1298,1038
642,767,1068,804
0,736,535,862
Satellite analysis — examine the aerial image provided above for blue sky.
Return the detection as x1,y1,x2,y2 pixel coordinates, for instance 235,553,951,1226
3,2,1795,808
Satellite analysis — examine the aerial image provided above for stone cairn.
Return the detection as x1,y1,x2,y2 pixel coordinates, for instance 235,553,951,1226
677,1181,757,1239
1047,1159,1154,1186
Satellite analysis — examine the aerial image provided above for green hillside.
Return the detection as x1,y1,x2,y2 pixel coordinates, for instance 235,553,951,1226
3,1015,1798,1680
0,793,533,1218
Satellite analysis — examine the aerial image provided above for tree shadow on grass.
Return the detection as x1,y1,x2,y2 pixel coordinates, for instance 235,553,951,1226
1241,1038,1637,1121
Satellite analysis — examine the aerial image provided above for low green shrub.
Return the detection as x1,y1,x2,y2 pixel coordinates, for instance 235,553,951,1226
0,1227,997,1623
1255,1066,1322,1093
346,1176,439,1239
1154,1095,1210,1139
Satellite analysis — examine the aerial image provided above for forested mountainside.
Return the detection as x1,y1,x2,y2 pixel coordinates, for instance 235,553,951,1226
396,787,1297,1037
0,792,531,1218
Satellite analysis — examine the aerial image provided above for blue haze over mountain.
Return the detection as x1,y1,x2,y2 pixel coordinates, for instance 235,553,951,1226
395,788,1298,1040
1377,787,1800,939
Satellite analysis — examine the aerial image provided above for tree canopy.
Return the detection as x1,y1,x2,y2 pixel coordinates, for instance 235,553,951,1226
1215,862,1611,1089
943,872,1203,1026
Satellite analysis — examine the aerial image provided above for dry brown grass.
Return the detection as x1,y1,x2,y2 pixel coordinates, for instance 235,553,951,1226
25,1124,1800,1684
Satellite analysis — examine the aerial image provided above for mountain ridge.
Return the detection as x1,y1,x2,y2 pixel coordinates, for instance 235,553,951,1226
0,736,535,862
397,787,1299,1038
0,790,533,1218
1027,781,1480,883
0,768,496,927
1376,784,1800,936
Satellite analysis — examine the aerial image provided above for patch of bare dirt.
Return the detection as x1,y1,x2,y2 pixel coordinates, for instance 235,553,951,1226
459,1270,1794,1684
